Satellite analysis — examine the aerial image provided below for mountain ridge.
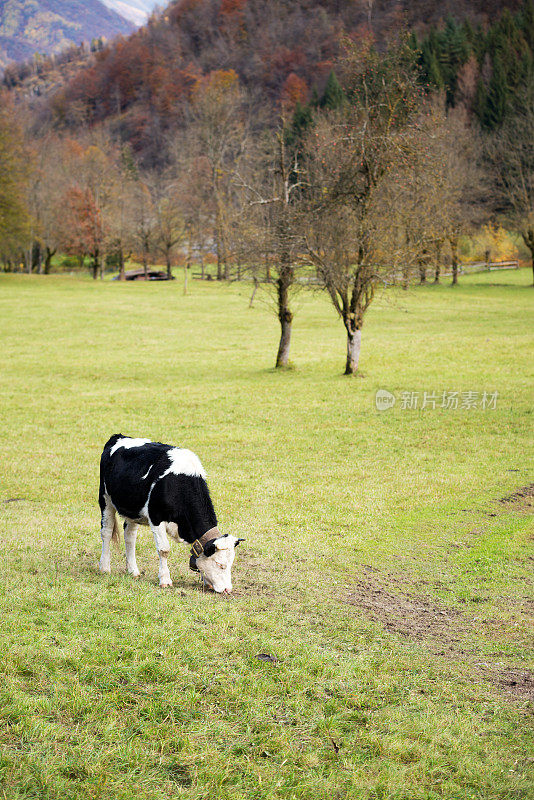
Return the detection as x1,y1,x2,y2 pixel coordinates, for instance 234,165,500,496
101,0,160,26
0,0,134,67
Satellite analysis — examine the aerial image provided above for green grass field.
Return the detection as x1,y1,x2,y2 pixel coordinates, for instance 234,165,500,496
0,269,533,800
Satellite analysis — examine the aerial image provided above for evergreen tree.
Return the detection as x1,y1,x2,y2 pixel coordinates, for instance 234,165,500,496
320,70,346,110
473,77,488,123
418,1,534,124
463,19,476,46
286,101,313,149
521,0,534,47
473,23,487,63
428,52,444,90
483,55,508,129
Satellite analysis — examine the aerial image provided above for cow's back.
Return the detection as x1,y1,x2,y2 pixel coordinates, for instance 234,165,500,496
100,434,172,520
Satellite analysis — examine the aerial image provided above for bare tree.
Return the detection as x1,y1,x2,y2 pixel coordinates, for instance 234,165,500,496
234,121,305,368
436,108,482,286
187,70,248,280
53,133,117,279
152,172,188,280
131,176,155,279
302,40,428,374
104,145,138,281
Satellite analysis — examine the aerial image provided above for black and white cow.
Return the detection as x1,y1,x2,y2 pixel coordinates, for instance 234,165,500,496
98,434,243,593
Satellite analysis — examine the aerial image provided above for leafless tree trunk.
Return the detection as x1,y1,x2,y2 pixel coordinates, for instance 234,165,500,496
165,244,172,279
264,253,271,283
345,328,362,375
418,250,428,285
522,229,534,286
142,237,149,280
216,225,223,281
118,249,125,281
44,247,56,275
275,254,293,368
450,235,459,285
249,276,259,307
184,231,192,296
434,239,442,283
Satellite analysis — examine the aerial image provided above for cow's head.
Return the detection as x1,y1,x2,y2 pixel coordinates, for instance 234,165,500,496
191,534,244,594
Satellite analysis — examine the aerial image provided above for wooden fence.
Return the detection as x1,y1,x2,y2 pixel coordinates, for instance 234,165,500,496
441,258,519,276
192,258,520,282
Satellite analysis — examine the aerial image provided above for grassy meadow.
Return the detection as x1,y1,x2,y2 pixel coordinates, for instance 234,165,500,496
0,268,533,799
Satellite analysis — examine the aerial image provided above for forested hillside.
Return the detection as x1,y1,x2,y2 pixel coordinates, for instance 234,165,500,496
12,0,526,165
1,0,533,336
0,0,133,68
416,5,534,128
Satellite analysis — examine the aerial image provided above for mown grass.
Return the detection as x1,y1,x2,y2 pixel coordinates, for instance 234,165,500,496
0,269,533,799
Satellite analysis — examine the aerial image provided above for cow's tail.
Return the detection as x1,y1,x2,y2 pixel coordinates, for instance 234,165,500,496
111,512,121,549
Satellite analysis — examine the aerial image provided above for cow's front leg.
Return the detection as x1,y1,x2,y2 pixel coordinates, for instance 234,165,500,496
99,498,116,574
124,520,140,577
151,522,172,587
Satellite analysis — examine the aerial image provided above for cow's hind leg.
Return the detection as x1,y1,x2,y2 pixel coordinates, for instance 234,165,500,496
99,494,118,574
124,519,141,577
151,522,172,588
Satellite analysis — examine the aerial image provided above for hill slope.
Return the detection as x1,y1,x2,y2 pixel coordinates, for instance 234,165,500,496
0,0,134,67
101,0,160,26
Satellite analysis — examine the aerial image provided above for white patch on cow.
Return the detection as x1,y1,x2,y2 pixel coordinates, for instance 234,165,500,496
215,534,240,550
141,466,152,480
165,521,181,541
123,519,140,577
195,536,237,593
110,437,151,456
164,448,206,479
139,480,157,522
151,521,172,587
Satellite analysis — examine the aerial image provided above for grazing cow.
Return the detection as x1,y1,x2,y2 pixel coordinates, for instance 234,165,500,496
98,434,243,593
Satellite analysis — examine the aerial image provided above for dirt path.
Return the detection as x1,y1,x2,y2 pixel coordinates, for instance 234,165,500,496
345,567,534,703
499,483,534,513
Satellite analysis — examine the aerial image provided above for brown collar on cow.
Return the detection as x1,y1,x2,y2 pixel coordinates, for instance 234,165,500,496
190,527,220,558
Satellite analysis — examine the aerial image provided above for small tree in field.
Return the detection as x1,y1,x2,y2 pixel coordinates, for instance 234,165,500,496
383,100,478,288
27,135,67,274
57,136,114,278
62,186,104,278
437,108,481,286
188,70,248,280
105,145,137,281
131,177,155,279
234,122,306,368
303,40,426,374
152,172,188,280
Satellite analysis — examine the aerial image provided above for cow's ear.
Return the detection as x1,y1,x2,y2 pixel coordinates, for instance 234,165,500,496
204,541,217,557
235,538,245,547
